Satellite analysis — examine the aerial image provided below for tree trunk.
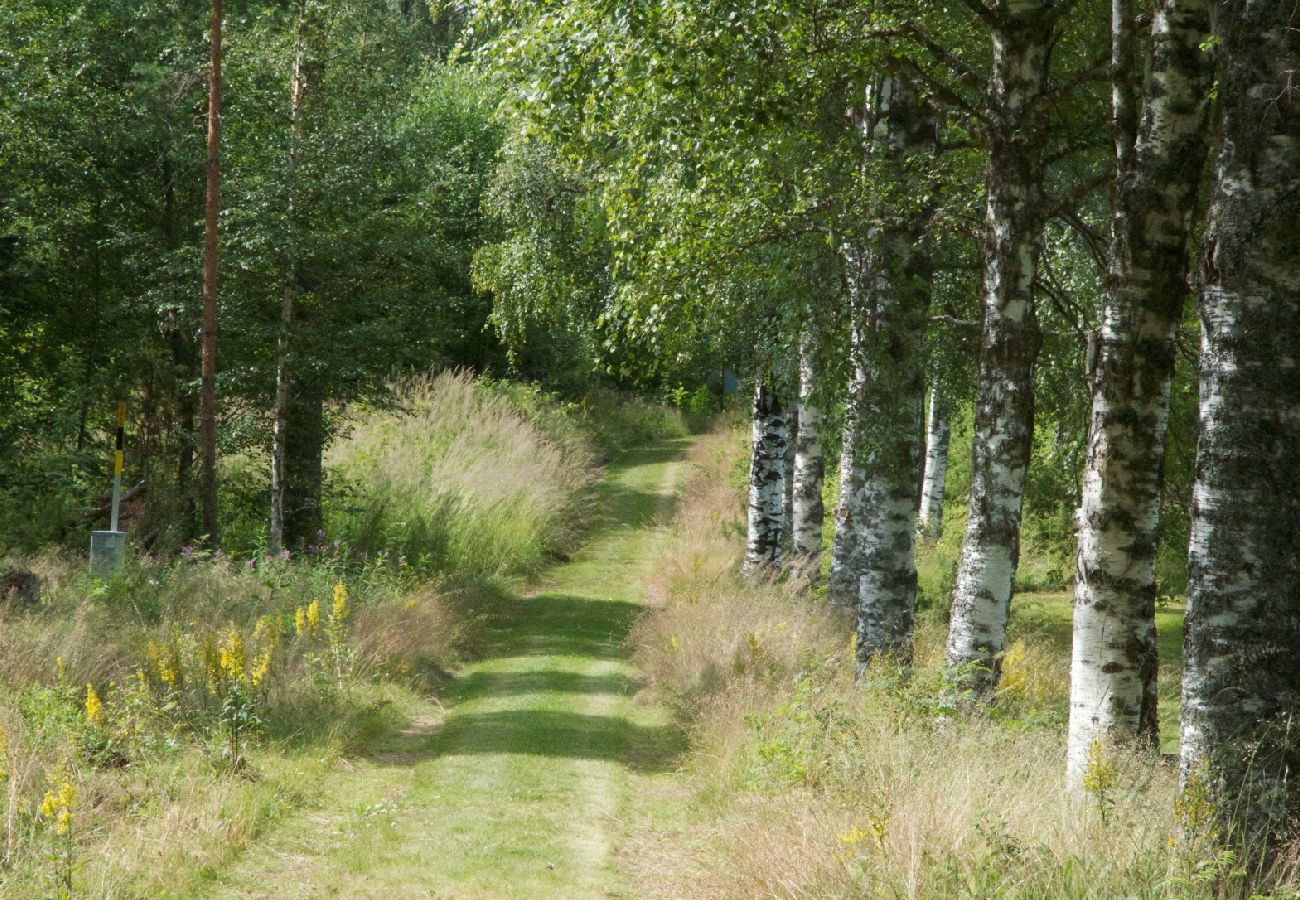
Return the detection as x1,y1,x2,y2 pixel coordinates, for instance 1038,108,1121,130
199,0,222,545
790,334,825,578
832,76,934,667
1065,0,1214,789
847,243,929,669
828,274,869,610
1179,1,1300,855
944,2,1050,699
918,382,951,542
742,378,787,574
271,8,313,555
780,401,797,552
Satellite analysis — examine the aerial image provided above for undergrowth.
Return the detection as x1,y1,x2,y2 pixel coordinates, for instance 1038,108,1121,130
627,427,1300,899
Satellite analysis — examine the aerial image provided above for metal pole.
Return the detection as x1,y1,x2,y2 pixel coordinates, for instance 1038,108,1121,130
110,402,125,532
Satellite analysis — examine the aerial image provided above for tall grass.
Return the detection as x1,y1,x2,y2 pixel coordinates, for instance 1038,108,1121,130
326,371,599,578
628,428,1295,899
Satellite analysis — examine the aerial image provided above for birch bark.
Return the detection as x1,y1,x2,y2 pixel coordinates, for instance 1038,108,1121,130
918,382,951,542
1179,0,1300,851
1066,0,1214,789
790,335,825,578
829,76,934,666
743,379,788,574
944,0,1052,697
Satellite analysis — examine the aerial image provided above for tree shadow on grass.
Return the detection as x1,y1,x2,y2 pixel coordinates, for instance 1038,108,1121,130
407,709,683,774
452,669,643,698
475,593,647,660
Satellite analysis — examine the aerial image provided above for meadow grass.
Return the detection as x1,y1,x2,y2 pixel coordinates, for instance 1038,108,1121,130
626,427,1298,899
0,372,678,897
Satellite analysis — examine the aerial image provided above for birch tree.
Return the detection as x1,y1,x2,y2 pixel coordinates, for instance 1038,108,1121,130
944,0,1063,696
834,75,936,666
790,335,825,578
1178,0,1300,853
743,378,788,574
1065,0,1214,789
918,381,951,541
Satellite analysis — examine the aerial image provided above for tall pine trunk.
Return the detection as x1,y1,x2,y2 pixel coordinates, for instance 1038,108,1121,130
918,382,951,541
1178,1,1300,854
790,334,825,577
944,2,1050,697
1065,0,1214,789
742,378,787,573
199,0,222,545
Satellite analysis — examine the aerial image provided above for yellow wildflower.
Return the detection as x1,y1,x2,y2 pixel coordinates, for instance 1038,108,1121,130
294,605,307,636
147,640,179,687
40,775,77,836
219,629,246,681
331,582,349,624
306,598,321,632
84,684,106,726
250,648,273,688
55,656,65,681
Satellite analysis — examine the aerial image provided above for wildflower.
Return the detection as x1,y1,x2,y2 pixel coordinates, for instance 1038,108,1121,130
219,629,246,682
406,599,418,610
40,775,77,836
670,634,681,653
181,545,194,558
250,649,273,688
147,640,179,687
306,598,321,632
246,558,256,569
294,605,307,636
331,582,349,624
56,656,66,681
84,684,106,726
280,548,291,560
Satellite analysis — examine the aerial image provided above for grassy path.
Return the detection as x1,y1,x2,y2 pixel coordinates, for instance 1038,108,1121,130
202,440,689,898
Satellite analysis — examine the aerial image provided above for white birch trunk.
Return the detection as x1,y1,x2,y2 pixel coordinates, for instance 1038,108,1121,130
1065,0,1214,789
828,312,868,609
791,335,825,578
1178,2,1300,851
917,383,951,542
743,379,787,574
944,1,1051,698
781,403,797,551
832,77,934,666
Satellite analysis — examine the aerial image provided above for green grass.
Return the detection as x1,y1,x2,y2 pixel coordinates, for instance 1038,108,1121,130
199,439,691,898
1010,591,1187,752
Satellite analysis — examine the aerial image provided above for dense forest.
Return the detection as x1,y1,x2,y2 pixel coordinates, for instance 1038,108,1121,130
1,0,1298,896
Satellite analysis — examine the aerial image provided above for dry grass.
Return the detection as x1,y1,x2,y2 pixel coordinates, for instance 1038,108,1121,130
624,426,1278,899
327,370,598,578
